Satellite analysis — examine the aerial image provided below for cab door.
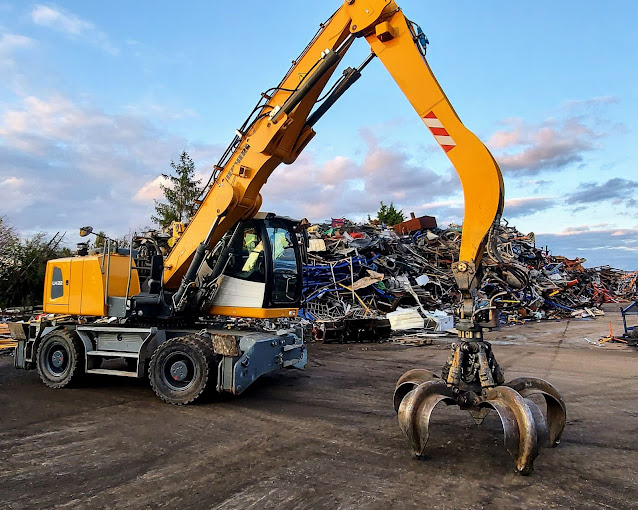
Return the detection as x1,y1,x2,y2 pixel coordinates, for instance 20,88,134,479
264,219,302,308
210,221,267,309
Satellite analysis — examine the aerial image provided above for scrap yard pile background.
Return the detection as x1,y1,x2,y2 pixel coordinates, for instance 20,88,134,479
298,214,638,343
2,211,637,348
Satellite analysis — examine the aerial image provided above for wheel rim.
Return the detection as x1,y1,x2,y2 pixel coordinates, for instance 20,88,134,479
162,352,197,391
44,341,69,376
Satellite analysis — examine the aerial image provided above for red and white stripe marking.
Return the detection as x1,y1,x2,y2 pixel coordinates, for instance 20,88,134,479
422,111,456,153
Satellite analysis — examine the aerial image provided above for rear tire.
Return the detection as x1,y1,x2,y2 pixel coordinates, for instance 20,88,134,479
36,329,84,389
149,336,216,405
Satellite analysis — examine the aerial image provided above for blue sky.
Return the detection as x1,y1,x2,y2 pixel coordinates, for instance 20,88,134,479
0,1,637,269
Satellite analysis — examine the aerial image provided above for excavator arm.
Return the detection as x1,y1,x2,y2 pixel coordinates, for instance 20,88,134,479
163,0,504,328
357,2,505,323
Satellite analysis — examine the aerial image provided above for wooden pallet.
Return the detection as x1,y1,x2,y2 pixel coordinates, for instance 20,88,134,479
391,331,453,346
392,335,434,346
0,323,17,351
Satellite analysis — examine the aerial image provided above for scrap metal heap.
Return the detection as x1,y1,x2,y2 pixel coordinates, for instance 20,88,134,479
300,216,637,339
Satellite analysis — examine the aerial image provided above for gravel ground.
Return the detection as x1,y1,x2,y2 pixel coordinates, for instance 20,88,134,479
1,304,637,509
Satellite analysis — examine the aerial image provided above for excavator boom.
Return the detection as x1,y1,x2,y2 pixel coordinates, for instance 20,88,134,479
163,0,504,321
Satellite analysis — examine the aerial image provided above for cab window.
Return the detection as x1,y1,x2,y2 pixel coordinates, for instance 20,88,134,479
224,224,266,283
267,226,299,303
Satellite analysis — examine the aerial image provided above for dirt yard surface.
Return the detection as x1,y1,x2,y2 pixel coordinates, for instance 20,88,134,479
1,305,637,509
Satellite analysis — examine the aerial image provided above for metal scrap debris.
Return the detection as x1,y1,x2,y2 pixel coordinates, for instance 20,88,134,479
299,216,637,343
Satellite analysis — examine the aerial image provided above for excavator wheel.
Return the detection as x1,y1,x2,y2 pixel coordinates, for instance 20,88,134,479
36,328,85,389
149,335,217,405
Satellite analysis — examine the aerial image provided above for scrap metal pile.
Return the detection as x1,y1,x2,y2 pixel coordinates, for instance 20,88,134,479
299,215,638,342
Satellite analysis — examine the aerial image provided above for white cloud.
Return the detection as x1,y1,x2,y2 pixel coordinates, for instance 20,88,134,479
260,129,458,222
503,196,556,217
0,175,35,213
0,92,221,234
1,176,24,185
31,4,118,55
134,176,168,203
562,96,617,109
418,199,462,209
0,32,35,69
0,33,34,53
32,5,92,35
560,223,613,234
565,178,637,208
487,98,617,175
536,226,638,270
489,117,598,174
411,196,557,226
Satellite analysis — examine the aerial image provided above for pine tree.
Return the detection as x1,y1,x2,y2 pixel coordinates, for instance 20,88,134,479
376,201,405,226
152,151,202,228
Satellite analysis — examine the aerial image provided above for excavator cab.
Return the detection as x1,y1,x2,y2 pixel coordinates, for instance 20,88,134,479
207,213,303,318
127,213,303,320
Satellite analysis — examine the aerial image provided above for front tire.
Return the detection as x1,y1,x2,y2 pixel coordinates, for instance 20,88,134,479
36,329,85,388
149,336,216,405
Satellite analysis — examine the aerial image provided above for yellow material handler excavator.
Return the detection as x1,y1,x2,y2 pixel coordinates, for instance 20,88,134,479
10,0,565,474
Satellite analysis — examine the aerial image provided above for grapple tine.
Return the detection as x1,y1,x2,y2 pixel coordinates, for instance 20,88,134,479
393,369,440,413
397,380,456,458
479,399,520,462
484,386,539,475
524,397,549,447
506,377,566,447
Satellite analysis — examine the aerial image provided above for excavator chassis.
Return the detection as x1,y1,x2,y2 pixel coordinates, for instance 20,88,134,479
11,320,306,404
394,341,566,475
